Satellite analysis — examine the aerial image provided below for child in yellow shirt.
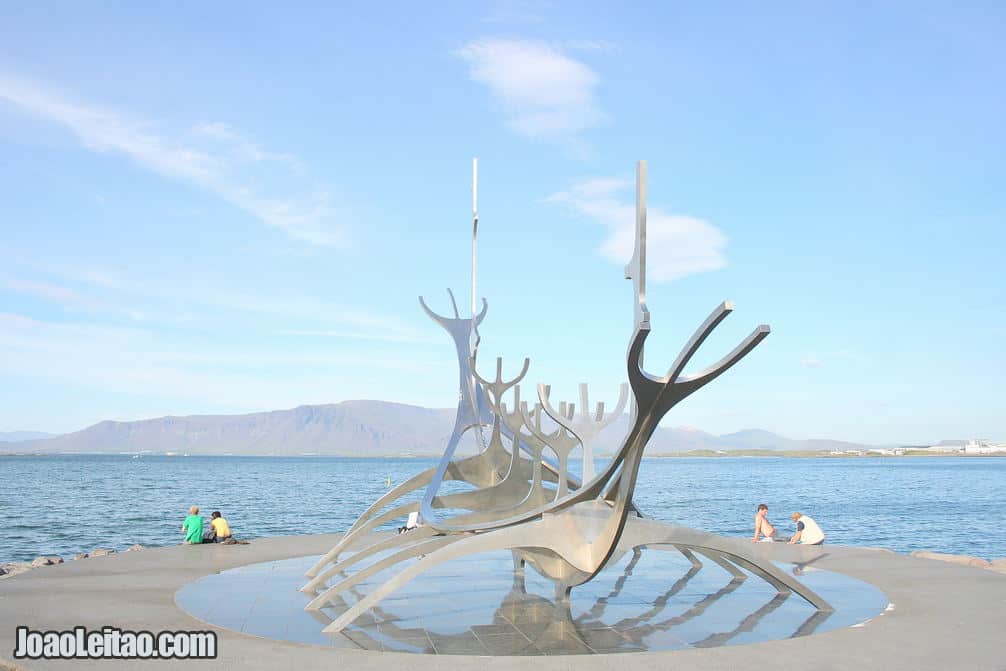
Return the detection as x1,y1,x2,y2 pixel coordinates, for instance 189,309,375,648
210,511,232,543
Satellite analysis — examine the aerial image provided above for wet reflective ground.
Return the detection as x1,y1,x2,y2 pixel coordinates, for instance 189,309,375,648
176,546,888,655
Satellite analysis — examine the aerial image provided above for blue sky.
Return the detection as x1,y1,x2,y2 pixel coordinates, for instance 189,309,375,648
1,2,1003,443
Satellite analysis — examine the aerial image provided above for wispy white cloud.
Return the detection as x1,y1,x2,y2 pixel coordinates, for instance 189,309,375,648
190,122,306,171
455,38,605,141
800,358,823,368
0,276,144,320
546,177,728,282
1,258,434,344
2,278,88,307
0,312,443,414
0,73,343,246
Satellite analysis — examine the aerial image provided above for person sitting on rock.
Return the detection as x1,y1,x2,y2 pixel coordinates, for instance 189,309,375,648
210,511,233,543
181,506,204,545
788,511,825,545
752,503,776,542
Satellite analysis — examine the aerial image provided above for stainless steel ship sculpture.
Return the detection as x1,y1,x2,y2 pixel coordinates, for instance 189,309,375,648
303,160,833,633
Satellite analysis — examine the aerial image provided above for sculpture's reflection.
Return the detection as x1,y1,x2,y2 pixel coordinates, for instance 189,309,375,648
309,544,832,655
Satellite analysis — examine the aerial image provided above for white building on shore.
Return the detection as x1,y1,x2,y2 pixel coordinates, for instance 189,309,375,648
921,439,1006,455
922,440,965,453
962,439,1006,455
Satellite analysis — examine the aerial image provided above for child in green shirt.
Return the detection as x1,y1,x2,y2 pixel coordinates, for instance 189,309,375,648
182,505,204,544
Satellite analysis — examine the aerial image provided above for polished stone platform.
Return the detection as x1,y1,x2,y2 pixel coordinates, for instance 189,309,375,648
2,533,1005,670
176,546,887,655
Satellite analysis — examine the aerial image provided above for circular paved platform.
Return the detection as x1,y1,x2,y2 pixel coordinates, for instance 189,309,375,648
1,533,1005,670
176,547,887,654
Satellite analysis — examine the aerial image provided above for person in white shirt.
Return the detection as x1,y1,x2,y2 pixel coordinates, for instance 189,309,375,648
788,512,825,545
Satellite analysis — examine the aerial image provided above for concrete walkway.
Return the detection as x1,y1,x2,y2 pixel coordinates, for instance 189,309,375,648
1,534,1004,670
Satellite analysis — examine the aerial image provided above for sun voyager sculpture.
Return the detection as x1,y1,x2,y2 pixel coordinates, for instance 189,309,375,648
301,160,833,634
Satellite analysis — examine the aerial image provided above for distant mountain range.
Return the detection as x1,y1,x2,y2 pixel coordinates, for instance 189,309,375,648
0,401,880,456
715,429,878,453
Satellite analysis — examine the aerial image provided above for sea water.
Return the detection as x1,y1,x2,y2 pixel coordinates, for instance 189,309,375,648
1,455,1002,562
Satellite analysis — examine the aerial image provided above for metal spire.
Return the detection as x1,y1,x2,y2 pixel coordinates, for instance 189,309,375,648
472,157,479,323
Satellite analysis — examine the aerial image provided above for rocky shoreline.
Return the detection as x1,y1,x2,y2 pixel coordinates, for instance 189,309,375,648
0,544,146,579
909,549,1006,573
3,543,1005,582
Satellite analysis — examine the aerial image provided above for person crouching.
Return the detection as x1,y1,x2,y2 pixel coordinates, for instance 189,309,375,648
788,511,825,545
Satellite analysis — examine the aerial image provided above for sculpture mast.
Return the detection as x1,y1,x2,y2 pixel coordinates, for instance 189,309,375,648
626,160,650,338
471,157,479,337
624,160,650,420
470,157,488,452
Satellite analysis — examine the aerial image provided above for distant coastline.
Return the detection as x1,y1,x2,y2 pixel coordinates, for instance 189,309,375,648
2,450,1004,459
2,400,999,459
651,449,1006,458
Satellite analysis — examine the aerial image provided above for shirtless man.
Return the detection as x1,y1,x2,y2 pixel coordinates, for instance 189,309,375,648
752,503,776,542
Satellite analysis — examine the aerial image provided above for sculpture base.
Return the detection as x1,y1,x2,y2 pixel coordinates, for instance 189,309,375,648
177,543,887,655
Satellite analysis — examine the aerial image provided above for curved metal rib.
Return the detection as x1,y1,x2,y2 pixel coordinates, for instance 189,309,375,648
302,526,438,593
307,535,463,611
675,325,771,392
667,301,734,383
418,289,487,328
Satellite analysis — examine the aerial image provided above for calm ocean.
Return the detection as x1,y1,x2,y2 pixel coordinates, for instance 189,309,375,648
1,455,1003,563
